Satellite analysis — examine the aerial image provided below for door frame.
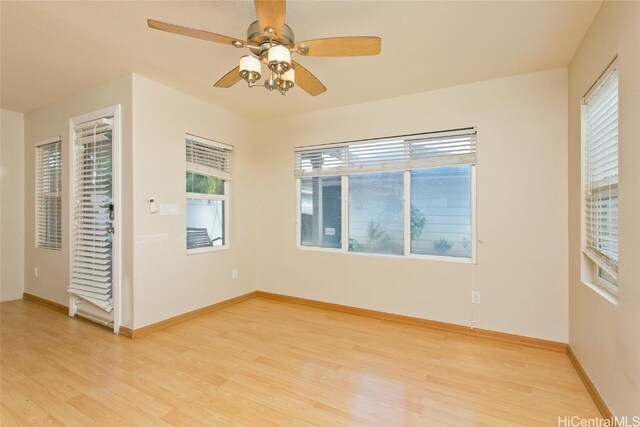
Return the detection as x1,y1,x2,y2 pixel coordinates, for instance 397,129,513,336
68,104,122,333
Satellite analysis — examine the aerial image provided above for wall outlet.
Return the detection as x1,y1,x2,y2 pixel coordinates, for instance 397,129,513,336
232,269,238,280
472,291,480,304
34,267,38,278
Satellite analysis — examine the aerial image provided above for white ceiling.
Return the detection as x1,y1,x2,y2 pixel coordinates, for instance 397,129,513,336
1,1,601,118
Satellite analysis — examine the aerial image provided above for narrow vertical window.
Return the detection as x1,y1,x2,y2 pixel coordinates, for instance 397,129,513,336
185,135,232,252
35,138,62,250
582,61,618,294
300,176,342,249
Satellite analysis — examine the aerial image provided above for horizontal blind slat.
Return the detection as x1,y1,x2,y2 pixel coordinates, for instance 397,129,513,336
36,139,62,250
295,128,476,177
70,115,114,311
583,67,618,276
186,137,232,181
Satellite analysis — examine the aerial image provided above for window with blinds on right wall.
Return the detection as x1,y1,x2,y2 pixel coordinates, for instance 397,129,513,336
582,59,619,297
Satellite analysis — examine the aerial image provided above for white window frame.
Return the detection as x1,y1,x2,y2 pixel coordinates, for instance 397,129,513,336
580,58,619,301
185,134,231,255
295,129,477,264
35,136,62,250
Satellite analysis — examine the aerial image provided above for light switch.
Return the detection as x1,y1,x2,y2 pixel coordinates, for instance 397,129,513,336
148,198,159,214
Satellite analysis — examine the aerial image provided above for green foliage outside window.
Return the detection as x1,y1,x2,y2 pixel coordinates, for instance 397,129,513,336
410,204,426,242
186,172,224,195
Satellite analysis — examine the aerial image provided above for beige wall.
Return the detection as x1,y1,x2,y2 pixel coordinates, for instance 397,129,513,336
24,75,134,326
21,73,258,330
1,109,25,302
254,68,569,342
131,75,257,329
568,1,640,417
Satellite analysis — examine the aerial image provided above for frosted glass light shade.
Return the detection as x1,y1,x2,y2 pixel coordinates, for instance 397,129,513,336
282,68,295,89
268,45,291,71
239,55,261,76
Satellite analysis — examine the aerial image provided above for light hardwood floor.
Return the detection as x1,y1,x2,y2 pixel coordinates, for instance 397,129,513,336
1,297,600,426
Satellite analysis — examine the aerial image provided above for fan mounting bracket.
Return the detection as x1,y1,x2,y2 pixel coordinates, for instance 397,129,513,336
246,20,295,56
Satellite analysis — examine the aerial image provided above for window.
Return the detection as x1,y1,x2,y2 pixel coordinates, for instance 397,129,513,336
411,166,472,258
301,176,342,248
35,138,62,250
185,135,232,252
349,171,404,255
582,60,619,294
296,128,476,261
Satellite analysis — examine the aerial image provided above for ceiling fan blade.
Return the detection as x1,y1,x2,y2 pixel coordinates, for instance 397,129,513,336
295,37,381,57
254,0,286,36
292,61,326,96
148,19,246,47
214,67,242,88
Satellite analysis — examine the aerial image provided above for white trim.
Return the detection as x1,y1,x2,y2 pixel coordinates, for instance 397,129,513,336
583,248,618,280
296,178,302,249
296,244,474,263
186,164,231,181
34,136,61,147
186,192,226,201
112,105,122,334
403,171,411,256
187,244,228,255
223,181,230,249
581,279,618,306
341,175,348,251
297,245,344,254
186,133,233,151
471,164,477,264
582,56,618,102
68,104,122,334
594,267,618,296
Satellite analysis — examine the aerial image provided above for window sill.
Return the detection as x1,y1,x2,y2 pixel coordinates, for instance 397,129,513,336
297,244,474,264
581,280,618,306
187,245,228,255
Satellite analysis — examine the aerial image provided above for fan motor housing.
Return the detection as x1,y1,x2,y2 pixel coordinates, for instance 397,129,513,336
247,20,295,56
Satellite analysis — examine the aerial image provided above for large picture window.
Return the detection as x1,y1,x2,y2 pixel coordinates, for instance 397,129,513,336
35,137,62,250
582,61,618,294
185,135,232,253
296,128,476,261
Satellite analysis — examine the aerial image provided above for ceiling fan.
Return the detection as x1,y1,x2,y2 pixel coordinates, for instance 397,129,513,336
148,0,381,96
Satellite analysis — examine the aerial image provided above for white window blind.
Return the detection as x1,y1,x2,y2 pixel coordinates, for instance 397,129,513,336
295,128,476,177
584,66,618,278
186,134,232,181
69,117,114,312
36,138,62,250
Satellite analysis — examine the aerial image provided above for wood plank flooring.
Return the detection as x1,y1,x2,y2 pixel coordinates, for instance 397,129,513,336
1,297,600,426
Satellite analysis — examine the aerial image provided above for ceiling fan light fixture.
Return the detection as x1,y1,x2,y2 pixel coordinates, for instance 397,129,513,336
267,45,291,73
239,55,262,82
282,68,295,89
149,0,381,96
